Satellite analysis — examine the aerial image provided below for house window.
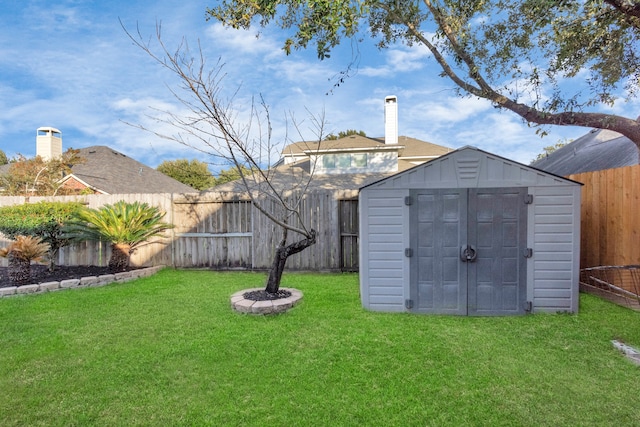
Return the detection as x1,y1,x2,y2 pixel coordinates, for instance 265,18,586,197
337,154,351,168
322,153,368,169
323,154,336,168
352,153,367,167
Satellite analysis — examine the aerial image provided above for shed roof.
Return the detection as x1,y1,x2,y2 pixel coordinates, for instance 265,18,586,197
531,129,639,176
361,146,582,191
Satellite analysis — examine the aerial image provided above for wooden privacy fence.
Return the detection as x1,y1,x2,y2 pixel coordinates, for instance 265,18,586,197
569,164,640,268
0,190,359,271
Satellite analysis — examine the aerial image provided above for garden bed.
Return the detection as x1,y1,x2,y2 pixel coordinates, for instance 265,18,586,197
0,265,164,296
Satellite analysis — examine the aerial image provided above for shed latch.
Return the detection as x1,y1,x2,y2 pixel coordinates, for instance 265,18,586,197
525,194,534,204
404,196,413,206
405,299,414,309
523,248,533,258
405,248,413,258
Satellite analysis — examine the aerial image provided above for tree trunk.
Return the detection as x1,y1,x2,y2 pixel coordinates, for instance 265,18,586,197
265,229,317,294
8,253,31,285
109,243,131,272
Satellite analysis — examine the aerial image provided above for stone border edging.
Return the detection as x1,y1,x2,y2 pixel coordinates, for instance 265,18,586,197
231,287,303,314
0,265,165,298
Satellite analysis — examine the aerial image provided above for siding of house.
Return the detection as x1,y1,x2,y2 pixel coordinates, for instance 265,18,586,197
62,176,98,193
530,185,581,312
358,189,408,311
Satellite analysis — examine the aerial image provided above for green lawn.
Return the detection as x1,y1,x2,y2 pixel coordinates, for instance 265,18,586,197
1,269,639,426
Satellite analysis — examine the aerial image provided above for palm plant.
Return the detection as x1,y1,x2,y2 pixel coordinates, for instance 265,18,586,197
0,235,49,285
64,201,173,272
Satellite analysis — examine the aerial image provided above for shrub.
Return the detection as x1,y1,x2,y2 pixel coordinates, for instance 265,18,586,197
0,235,49,285
0,201,84,270
64,201,173,271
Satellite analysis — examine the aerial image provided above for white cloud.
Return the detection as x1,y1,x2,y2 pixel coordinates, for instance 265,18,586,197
359,45,431,77
205,23,281,57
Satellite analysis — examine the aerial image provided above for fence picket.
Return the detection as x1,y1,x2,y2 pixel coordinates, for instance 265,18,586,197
569,164,640,268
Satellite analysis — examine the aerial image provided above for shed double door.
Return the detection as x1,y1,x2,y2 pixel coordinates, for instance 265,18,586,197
410,188,528,315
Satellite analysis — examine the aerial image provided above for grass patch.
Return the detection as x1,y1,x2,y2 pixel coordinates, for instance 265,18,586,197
1,269,639,426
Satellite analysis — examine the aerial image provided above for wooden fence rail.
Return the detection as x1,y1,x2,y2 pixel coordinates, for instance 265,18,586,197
0,190,359,271
569,164,640,268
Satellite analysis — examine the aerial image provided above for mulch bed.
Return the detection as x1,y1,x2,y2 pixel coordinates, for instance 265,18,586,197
243,289,292,301
0,265,139,288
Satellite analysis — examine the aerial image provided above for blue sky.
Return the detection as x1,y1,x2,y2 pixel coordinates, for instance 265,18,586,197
0,1,635,171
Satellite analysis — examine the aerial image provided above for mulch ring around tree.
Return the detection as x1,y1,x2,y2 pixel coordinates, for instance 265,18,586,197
243,289,292,301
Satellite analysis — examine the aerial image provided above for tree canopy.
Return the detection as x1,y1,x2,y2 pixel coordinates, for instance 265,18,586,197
531,141,570,163
208,0,640,147
214,165,254,186
0,148,85,196
0,150,8,165
324,129,367,140
157,159,216,190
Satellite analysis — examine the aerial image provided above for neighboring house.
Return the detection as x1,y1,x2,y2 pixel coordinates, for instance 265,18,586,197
0,127,196,195
60,146,196,194
215,96,453,193
531,128,640,176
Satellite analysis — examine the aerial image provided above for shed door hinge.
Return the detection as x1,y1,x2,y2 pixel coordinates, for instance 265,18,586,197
525,194,534,204
404,196,413,206
523,248,533,258
405,248,413,258
524,301,533,312
405,299,414,309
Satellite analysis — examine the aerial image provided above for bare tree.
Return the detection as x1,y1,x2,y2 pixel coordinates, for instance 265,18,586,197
124,24,322,293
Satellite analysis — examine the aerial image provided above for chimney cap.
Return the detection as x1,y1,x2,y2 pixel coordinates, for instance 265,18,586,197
37,126,62,135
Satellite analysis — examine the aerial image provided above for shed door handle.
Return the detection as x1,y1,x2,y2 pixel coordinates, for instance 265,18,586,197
460,245,477,262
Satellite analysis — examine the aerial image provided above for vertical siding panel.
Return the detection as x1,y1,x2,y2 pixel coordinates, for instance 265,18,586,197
620,167,632,265
567,165,640,268
605,169,616,266
596,170,608,267
632,168,640,265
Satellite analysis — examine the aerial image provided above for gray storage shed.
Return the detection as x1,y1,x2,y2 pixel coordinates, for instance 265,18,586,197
359,146,582,315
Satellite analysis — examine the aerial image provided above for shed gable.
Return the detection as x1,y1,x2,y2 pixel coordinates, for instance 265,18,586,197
364,146,575,190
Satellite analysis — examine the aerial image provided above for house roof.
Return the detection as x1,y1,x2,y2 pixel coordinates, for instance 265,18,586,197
531,129,639,176
63,146,196,194
209,160,393,194
281,134,452,161
210,135,453,194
